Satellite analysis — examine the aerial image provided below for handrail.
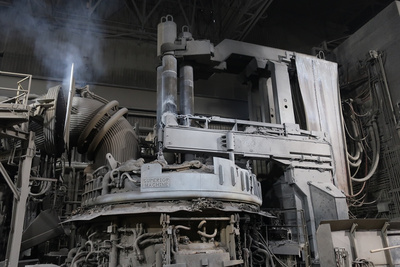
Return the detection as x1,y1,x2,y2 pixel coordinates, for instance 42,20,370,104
0,71,32,106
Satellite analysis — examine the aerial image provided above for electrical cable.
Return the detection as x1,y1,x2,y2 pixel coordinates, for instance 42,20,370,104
351,121,380,182
344,101,370,117
350,164,361,178
255,232,290,267
346,181,366,198
350,190,383,207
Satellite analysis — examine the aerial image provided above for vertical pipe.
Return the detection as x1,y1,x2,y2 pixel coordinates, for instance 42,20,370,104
179,65,194,126
179,65,195,161
157,15,177,161
161,54,178,126
156,65,163,129
109,227,118,266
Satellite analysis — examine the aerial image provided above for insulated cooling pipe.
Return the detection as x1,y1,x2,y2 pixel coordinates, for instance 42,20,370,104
157,15,195,128
160,53,178,126
157,15,178,127
156,15,197,164
179,65,194,126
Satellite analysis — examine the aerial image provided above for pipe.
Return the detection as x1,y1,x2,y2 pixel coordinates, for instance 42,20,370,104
67,248,78,260
121,172,140,186
70,251,88,267
348,157,362,168
351,121,380,182
179,65,195,161
161,54,178,126
134,232,163,261
347,141,363,162
156,65,163,129
371,244,400,253
109,231,118,266
175,225,191,231
198,220,207,229
179,65,194,126
197,228,217,239
139,238,164,248
256,248,275,267
347,118,364,162
377,53,397,125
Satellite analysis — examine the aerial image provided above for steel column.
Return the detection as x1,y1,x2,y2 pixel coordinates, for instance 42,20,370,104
161,54,178,126
0,162,19,200
156,65,163,129
380,222,394,266
268,61,296,124
179,64,195,161
179,65,194,126
349,223,358,261
5,132,35,267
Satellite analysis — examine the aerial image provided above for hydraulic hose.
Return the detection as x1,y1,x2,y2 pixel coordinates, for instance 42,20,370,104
347,118,364,162
351,120,380,182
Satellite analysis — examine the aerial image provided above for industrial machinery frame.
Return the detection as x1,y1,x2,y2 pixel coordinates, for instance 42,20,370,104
0,15,360,267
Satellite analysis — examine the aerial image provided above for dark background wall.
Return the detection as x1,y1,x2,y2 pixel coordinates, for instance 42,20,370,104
0,0,395,119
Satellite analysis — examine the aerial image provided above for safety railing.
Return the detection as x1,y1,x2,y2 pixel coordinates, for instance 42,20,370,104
0,71,32,106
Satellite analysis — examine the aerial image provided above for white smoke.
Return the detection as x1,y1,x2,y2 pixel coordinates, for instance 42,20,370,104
0,0,105,86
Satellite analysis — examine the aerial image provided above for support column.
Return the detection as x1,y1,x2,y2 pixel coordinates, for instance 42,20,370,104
259,77,275,123
179,65,194,161
349,223,358,261
380,222,394,266
156,65,163,129
179,65,194,126
268,61,295,124
161,53,178,126
5,132,36,267
259,77,268,123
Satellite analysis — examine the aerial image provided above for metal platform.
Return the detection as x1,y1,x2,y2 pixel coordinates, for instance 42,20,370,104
0,71,32,139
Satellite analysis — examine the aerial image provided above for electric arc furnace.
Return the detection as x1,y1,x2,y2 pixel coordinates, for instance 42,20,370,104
0,15,352,267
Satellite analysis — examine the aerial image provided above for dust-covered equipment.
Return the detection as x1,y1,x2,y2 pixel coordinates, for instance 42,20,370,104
0,14,364,267
53,16,349,267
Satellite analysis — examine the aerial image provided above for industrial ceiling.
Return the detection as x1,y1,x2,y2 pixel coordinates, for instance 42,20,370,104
0,0,394,53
